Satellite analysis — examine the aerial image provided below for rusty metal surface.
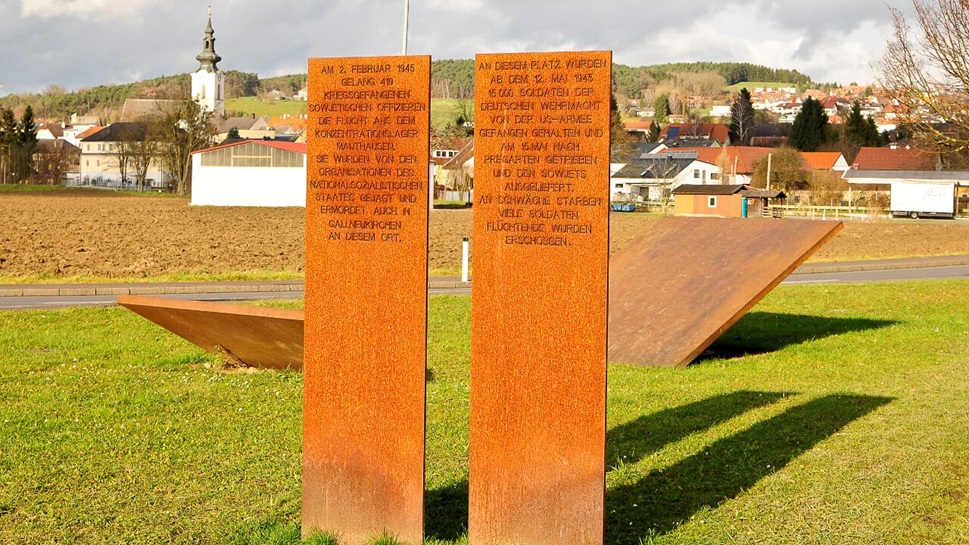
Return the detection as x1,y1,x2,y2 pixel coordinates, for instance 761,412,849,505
469,51,611,545
117,294,304,370
302,55,430,545
608,216,843,368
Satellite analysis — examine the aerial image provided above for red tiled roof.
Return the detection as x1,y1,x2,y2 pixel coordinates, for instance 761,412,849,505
624,121,652,131
801,152,844,170
266,115,307,131
677,146,773,174
76,126,106,140
193,140,307,155
852,146,939,170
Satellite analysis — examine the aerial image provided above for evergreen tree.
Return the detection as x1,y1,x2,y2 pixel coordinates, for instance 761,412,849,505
14,106,38,183
866,117,886,146
610,94,633,161
653,94,670,123
0,108,16,184
789,97,828,152
845,101,869,145
840,101,885,162
647,120,661,143
728,87,755,146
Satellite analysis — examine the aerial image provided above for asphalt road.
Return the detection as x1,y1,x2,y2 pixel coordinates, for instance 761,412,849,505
782,264,969,285
0,264,966,311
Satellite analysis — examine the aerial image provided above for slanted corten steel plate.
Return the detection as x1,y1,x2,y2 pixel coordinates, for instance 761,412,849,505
608,216,843,368
302,55,430,545
117,294,304,370
469,51,611,545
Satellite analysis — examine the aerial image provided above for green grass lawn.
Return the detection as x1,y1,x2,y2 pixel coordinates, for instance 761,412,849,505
1,280,967,544
225,97,308,117
430,99,472,131
0,184,70,193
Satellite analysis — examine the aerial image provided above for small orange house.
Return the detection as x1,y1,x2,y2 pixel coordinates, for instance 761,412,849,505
673,184,786,218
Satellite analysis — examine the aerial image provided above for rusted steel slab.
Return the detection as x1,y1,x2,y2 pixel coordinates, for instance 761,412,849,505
469,51,612,545
302,55,430,545
608,216,843,368
117,294,304,370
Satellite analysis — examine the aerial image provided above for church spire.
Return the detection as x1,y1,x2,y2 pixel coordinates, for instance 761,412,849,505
195,6,222,72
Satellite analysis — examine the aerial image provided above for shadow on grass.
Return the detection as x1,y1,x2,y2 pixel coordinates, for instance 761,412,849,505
425,480,469,541
605,394,893,544
698,312,899,362
607,390,790,467
425,391,789,541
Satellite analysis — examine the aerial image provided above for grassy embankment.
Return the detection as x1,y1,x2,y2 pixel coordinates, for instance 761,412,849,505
1,280,967,544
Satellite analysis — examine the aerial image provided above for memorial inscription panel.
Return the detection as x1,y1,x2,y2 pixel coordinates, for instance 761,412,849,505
303,55,430,545
469,50,611,545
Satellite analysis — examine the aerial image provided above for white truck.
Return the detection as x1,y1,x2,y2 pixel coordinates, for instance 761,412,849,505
890,181,956,219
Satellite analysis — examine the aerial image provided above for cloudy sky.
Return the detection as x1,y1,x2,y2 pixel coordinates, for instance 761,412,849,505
0,0,912,96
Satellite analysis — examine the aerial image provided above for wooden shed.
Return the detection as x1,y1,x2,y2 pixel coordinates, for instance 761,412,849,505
672,184,786,218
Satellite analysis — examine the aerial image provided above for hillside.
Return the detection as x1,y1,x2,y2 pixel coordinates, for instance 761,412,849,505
1,60,813,121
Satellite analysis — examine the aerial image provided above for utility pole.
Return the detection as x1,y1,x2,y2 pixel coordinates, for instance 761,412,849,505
766,153,772,191
402,0,410,55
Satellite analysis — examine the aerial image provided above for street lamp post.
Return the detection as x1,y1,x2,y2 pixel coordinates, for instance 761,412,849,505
402,0,410,55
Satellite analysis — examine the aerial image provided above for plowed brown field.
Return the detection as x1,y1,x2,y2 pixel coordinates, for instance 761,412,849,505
1,190,967,280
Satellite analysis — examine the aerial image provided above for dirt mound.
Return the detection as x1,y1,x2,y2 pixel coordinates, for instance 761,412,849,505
1,191,966,280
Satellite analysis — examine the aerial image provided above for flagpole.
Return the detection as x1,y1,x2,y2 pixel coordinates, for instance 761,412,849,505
402,0,410,55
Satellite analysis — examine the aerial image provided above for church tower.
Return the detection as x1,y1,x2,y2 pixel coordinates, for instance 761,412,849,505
191,7,225,116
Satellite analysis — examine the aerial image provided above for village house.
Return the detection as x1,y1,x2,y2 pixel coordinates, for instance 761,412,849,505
611,145,721,202
76,122,169,189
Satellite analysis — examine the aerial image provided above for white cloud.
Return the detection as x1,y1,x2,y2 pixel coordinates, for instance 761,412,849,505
0,0,912,96
20,0,158,21
425,0,484,10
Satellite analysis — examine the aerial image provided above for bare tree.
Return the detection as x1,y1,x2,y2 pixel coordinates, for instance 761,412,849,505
112,129,135,186
643,154,680,213
881,0,969,157
155,100,216,195
808,170,847,206
33,140,78,185
678,71,727,97
729,88,755,146
131,121,160,192
751,148,807,192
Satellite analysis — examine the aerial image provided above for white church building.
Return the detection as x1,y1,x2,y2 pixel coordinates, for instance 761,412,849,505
191,8,225,117
187,10,307,207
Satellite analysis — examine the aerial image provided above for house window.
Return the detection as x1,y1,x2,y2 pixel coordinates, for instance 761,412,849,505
707,196,717,208
711,173,721,180
693,169,700,179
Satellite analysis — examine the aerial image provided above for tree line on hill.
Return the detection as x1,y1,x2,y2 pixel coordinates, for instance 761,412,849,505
0,72,307,123
0,60,812,121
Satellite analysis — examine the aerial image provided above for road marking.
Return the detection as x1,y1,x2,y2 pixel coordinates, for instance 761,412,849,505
783,278,836,284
